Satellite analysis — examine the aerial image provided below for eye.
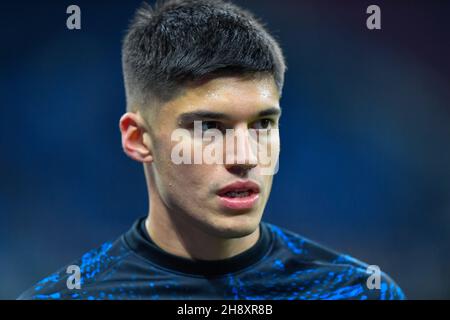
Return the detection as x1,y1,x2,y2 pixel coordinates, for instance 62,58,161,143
251,118,274,130
201,121,224,133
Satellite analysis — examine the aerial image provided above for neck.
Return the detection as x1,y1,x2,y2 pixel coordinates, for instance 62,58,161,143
145,202,260,261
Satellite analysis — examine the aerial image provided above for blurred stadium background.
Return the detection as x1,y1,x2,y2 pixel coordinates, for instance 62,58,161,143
0,0,449,299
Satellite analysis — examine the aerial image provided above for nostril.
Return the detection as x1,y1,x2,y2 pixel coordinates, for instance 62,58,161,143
225,163,255,176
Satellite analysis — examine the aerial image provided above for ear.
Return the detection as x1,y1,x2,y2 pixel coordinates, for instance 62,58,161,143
119,112,153,163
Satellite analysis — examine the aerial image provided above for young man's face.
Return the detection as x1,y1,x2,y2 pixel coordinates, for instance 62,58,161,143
143,75,281,238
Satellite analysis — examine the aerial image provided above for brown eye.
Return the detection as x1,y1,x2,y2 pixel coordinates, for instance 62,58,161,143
252,119,273,130
199,121,227,136
201,121,223,132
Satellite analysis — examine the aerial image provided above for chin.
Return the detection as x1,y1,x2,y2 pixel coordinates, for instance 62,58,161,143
207,214,261,239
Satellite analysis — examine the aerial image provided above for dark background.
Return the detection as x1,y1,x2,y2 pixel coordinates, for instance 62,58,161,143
0,0,449,299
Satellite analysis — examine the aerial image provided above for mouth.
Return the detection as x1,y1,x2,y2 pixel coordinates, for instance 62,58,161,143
216,180,260,210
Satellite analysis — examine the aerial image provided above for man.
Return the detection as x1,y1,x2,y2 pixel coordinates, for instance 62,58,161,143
19,0,405,300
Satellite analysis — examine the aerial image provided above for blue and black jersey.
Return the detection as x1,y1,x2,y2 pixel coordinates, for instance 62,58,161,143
18,217,405,300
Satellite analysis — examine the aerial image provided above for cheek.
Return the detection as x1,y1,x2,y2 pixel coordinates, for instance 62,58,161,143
263,175,274,195
156,150,216,199
269,130,281,153
253,130,280,175
162,164,218,212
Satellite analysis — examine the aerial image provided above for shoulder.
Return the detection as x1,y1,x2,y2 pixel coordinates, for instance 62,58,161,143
18,238,131,300
263,222,406,300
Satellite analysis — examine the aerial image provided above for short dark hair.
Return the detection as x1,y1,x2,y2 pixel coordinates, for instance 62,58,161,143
122,0,286,111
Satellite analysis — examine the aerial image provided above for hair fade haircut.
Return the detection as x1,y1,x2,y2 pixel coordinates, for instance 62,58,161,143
122,0,286,112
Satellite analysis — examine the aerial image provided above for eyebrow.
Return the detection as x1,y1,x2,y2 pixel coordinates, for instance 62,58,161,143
258,107,282,118
177,107,282,125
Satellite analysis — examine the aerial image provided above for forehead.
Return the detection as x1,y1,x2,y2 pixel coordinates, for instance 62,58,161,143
162,75,280,120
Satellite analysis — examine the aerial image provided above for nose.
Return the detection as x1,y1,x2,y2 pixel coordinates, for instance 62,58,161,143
225,161,257,177
224,126,258,176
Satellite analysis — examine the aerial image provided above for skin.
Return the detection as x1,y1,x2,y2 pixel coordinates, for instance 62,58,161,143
119,73,281,261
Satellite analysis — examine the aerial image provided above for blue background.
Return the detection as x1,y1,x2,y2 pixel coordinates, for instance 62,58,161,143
0,0,449,299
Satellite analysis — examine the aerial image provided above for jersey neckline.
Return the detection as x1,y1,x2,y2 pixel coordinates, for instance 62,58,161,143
123,217,273,277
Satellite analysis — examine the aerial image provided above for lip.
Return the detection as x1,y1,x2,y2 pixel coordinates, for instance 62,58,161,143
216,180,260,210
